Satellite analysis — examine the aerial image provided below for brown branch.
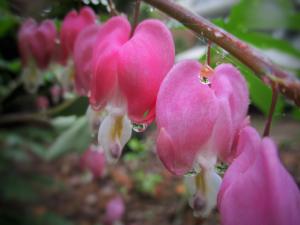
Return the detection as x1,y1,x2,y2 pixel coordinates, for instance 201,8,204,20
142,0,300,107
0,114,52,128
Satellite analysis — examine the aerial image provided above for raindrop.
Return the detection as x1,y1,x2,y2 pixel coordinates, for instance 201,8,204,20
199,76,210,85
184,168,198,177
149,7,155,12
132,122,148,133
43,6,52,14
91,0,100,5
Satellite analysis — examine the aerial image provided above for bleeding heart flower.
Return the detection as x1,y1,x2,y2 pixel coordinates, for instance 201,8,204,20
36,95,49,111
60,7,96,65
73,24,101,96
218,126,300,225
89,16,175,162
156,60,249,176
103,196,125,225
156,60,248,216
18,19,56,93
50,84,62,104
80,145,106,178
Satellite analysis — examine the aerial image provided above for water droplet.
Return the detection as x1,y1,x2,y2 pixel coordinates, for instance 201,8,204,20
82,0,90,4
199,76,211,85
132,122,147,133
214,31,224,38
149,7,154,12
91,0,100,5
184,168,198,177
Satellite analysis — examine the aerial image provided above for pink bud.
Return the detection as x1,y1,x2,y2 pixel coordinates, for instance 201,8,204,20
103,196,125,225
50,84,62,104
156,61,249,175
89,16,175,124
36,95,49,111
80,145,106,178
73,24,101,96
18,19,56,69
60,7,96,64
218,126,300,225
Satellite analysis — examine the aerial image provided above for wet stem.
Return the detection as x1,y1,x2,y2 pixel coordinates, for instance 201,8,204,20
263,84,279,137
107,0,119,16
206,40,212,66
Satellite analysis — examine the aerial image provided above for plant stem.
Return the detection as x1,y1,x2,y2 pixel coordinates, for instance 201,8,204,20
0,113,52,128
107,0,119,16
263,84,278,137
131,0,141,37
206,40,212,66
142,0,300,107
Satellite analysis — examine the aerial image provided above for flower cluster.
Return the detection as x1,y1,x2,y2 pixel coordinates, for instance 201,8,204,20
18,6,300,224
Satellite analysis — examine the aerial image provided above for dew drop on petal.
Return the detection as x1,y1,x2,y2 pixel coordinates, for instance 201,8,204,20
184,168,198,177
132,122,148,133
199,76,211,85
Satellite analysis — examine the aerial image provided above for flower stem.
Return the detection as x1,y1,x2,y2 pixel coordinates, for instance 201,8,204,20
107,0,119,16
142,0,300,107
263,84,278,137
131,0,141,37
206,40,212,66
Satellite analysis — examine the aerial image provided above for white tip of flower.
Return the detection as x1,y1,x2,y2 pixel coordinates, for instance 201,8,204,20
98,113,132,163
185,169,222,218
22,65,43,93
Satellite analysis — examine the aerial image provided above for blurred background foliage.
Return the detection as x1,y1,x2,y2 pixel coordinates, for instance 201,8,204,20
0,0,299,224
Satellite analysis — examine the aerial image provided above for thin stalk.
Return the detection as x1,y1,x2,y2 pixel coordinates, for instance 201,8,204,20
206,40,212,66
131,0,141,37
263,84,279,137
107,0,119,16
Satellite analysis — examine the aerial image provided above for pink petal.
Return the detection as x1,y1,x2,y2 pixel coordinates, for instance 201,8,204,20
211,64,249,161
30,20,56,69
218,126,300,225
118,19,175,124
89,16,131,110
80,145,106,178
74,24,100,95
156,60,219,175
104,196,125,225
60,7,96,64
18,19,37,66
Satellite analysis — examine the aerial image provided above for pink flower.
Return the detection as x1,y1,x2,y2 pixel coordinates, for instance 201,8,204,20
36,95,49,111
60,7,96,65
80,145,106,178
218,126,300,225
89,16,175,162
103,196,125,225
73,24,101,96
18,18,56,69
50,84,62,104
156,60,249,176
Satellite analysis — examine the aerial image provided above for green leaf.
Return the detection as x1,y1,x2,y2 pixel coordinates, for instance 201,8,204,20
228,0,299,31
46,116,91,160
